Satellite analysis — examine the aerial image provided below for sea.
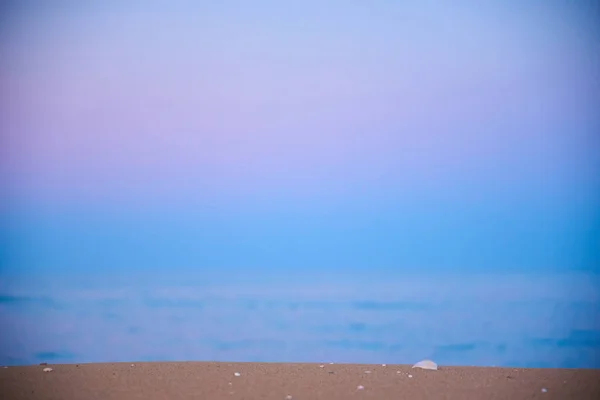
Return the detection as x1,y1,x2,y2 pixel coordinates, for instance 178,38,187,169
1,270,599,368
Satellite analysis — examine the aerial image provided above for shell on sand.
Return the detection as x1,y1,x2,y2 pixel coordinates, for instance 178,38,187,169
412,360,438,370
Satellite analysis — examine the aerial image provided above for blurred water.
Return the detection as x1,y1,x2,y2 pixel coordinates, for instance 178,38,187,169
0,271,598,368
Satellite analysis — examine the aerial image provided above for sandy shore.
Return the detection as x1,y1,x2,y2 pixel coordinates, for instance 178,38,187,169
1,361,599,400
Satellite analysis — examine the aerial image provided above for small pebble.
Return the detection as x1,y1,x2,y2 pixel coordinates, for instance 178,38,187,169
357,385,364,390
408,374,413,378
319,365,324,368
382,364,386,367
541,388,548,393
43,368,53,372
364,370,371,374
234,372,241,377
131,364,135,367
285,395,293,400
396,371,401,374
228,382,232,386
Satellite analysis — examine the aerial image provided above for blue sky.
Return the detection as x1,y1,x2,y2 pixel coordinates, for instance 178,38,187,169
1,1,599,275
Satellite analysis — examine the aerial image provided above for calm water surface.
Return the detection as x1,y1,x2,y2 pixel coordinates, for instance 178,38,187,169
1,271,598,368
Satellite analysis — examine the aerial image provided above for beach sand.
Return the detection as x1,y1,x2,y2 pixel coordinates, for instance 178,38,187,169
1,362,599,400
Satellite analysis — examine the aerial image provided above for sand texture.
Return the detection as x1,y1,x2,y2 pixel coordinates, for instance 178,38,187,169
1,362,599,400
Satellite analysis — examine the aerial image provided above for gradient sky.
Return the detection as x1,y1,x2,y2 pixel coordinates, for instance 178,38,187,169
1,1,599,274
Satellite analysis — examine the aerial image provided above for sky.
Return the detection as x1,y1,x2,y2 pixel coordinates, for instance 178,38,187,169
1,0,599,274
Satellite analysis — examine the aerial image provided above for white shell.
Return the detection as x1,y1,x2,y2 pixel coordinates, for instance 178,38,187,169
412,360,438,370
234,372,241,376
43,367,53,372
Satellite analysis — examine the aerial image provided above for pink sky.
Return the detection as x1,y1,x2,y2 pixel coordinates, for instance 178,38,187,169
1,1,598,206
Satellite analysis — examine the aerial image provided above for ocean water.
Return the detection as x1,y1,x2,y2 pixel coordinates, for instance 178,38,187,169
0,271,598,368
